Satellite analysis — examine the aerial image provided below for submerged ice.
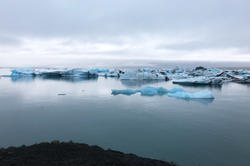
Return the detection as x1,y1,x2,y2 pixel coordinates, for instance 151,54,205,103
111,86,214,99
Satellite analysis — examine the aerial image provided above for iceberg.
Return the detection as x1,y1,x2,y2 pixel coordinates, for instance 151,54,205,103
9,67,250,85
139,86,168,96
173,76,223,85
89,68,109,73
62,69,98,78
11,67,35,77
105,71,119,77
10,68,98,78
111,86,214,99
120,69,167,80
37,69,65,78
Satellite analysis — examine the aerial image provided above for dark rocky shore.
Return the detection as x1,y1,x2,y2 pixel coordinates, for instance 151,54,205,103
0,141,178,166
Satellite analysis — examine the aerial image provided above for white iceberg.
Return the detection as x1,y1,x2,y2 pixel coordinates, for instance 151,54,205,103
120,69,167,80
173,76,223,85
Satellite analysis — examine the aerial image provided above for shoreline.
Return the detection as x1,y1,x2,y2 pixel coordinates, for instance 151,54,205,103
0,141,178,166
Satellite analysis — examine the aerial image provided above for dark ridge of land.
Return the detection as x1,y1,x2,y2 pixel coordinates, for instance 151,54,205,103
0,141,178,166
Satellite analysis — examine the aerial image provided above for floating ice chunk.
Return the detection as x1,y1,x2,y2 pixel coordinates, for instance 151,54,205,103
62,69,98,78
168,90,214,99
167,72,189,80
173,77,210,85
11,68,98,78
173,76,223,85
171,67,185,73
111,86,214,99
37,69,65,77
11,67,35,76
103,69,121,77
105,72,119,77
120,69,166,80
139,86,168,96
167,87,183,93
89,68,109,73
111,89,138,95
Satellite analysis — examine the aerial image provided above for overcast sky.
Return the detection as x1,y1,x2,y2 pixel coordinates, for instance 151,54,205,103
0,0,250,66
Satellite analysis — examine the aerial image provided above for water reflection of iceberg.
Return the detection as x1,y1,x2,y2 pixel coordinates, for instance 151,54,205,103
41,76,98,82
176,83,222,90
11,76,35,82
121,79,165,88
11,76,98,83
181,98,214,104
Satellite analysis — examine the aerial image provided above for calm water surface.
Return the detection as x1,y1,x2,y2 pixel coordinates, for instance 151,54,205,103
0,69,250,166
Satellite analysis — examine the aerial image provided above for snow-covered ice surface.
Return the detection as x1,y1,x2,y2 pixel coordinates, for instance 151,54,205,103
111,86,214,99
120,69,167,80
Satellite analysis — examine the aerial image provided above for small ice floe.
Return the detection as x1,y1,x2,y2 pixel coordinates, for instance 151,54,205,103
111,86,214,99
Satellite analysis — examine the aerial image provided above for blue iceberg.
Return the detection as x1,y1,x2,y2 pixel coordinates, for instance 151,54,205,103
89,68,109,73
62,69,98,78
10,68,98,78
111,86,214,99
139,86,168,96
11,67,36,77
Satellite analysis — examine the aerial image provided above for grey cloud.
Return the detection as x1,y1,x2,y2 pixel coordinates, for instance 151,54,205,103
0,0,249,37
157,40,250,51
0,35,21,46
0,0,249,62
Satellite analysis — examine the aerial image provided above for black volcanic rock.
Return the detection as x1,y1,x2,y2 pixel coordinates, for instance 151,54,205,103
0,141,178,166
194,66,207,71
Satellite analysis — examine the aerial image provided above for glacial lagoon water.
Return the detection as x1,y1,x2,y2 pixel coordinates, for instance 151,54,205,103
0,68,250,166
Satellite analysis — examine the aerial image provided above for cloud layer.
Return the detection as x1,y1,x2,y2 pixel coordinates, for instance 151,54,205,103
0,0,250,66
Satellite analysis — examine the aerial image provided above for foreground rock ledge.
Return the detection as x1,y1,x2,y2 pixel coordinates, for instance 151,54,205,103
0,141,178,166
